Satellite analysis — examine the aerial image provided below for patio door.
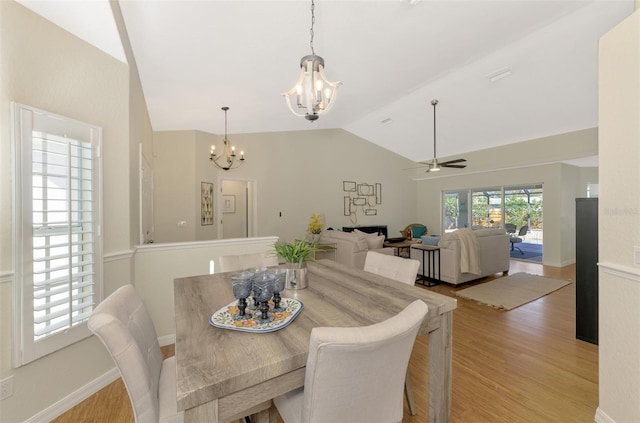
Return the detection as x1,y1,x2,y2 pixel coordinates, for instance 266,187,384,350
443,190,470,232
504,184,543,244
471,188,503,228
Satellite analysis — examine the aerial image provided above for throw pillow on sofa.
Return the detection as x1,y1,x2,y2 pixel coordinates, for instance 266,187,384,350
411,226,427,239
354,229,385,249
420,235,440,246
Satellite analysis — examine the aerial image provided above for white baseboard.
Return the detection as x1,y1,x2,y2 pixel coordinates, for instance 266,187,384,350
595,407,616,423
25,367,120,423
542,258,576,267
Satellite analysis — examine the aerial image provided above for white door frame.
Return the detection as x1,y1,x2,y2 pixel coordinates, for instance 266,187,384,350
217,176,258,239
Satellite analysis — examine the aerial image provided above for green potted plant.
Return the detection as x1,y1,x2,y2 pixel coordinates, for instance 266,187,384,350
274,239,320,289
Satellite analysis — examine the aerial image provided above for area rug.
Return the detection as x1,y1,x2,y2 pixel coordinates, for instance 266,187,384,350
455,273,571,310
510,242,543,262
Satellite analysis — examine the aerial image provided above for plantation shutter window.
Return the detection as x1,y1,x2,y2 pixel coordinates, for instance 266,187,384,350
13,103,103,366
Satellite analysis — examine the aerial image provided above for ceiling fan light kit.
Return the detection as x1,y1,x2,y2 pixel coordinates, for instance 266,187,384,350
283,0,342,122
424,99,467,173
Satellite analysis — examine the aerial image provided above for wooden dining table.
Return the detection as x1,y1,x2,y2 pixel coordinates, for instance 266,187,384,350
174,259,457,422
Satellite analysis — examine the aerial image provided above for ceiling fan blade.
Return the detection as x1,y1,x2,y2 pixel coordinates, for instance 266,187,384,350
439,158,467,165
442,164,467,168
403,164,430,171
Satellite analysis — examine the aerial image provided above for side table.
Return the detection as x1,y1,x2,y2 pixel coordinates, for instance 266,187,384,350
411,244,441,287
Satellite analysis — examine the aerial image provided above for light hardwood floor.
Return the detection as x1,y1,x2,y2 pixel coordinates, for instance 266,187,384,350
53,260,597,422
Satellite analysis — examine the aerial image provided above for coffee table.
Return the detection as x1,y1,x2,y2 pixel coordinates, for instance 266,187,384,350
384,239,419,258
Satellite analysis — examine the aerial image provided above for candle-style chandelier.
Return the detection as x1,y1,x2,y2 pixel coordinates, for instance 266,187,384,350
209,106,245,171
283,0,342,121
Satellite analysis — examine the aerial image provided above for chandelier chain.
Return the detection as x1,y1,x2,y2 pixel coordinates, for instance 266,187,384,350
309,0,316,55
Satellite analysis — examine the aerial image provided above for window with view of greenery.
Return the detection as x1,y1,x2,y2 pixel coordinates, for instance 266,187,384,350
505,186,543,230
442,184,542,237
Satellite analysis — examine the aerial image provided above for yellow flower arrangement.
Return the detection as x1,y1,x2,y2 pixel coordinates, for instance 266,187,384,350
307,213,324,234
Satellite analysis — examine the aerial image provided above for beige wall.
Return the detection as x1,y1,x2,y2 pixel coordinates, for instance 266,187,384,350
0,2,133,422
153,128,420,243
111,1,155,248
598,8,640,423
153,131,198,243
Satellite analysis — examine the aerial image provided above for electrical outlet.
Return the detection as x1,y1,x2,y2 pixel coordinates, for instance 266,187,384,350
0,375,13,400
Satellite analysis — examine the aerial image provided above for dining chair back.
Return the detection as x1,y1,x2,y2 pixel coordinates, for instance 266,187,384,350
88,285,183,423
219,252,279,273
364,251,420,286
273,299,428,423
363,250,421,415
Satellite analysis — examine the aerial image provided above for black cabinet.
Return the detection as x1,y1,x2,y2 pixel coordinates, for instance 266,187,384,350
575,198,598,345
342,225,388,239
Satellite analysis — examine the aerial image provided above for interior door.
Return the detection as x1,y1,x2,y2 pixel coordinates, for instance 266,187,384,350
219,178,257,239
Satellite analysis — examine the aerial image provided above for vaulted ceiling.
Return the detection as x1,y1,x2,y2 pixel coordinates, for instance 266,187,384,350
17,0,634,164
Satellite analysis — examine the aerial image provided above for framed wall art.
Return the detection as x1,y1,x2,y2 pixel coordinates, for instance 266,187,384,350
201,182,213,225
223,195,236,213
342,180,382,223
343,181,357,192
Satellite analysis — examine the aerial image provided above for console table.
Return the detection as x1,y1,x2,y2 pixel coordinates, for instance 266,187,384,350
412,244,441,287
342,225,388,239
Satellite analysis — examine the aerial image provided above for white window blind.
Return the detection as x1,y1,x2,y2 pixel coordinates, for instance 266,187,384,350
12,103,102,366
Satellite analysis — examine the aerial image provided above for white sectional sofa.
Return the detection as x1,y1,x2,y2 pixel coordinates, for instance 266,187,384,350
317,229,394,269
410,228,510,285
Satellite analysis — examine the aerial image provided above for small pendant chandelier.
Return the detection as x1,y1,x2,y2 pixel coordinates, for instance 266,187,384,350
283,0,342,122
209,106,245,171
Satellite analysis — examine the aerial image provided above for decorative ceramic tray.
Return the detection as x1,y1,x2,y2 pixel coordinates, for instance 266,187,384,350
209,298,303,333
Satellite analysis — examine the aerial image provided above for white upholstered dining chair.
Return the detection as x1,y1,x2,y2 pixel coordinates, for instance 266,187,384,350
364,250,420,286
219,252,279,273
363,250,421,415
273,299,428,423
88,285,183,423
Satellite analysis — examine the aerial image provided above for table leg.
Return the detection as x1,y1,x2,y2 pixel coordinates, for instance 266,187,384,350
427,312,453,423
421,249,427,283
437,249,441,282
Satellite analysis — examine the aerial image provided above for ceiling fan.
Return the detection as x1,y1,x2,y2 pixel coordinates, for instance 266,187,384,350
421,99,467,173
